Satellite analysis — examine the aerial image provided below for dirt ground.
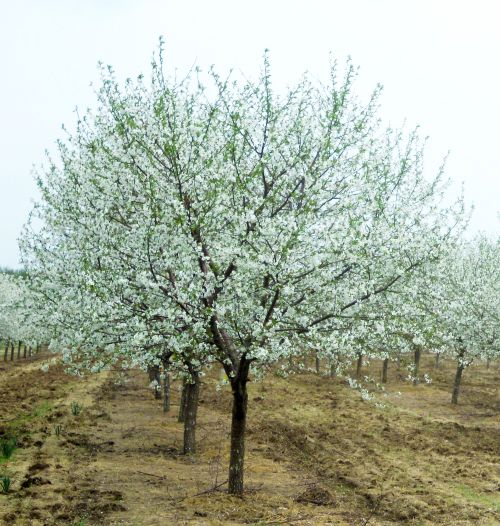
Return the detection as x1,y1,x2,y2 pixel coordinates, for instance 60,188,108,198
0,353,498,526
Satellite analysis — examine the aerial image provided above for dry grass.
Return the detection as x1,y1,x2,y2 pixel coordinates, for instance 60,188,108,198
0,353,498,525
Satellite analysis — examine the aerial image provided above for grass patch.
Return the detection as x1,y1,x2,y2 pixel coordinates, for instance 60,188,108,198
454,483,500,512
32,401,53,418
5,401,54,432
1,402,54,460
71,518,87,526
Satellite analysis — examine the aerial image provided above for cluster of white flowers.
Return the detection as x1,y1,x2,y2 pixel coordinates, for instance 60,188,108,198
347,377,374,402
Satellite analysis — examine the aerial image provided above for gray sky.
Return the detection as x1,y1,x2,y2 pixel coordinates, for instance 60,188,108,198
1,0,499,268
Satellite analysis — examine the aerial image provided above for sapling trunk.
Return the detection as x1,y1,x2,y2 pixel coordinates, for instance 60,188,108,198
452,351,466,405
451,362,464,404
28,346,32,357
486,357,490,370
315,354,320,374
382,358,389,383
435,353,440,369
162,371,171,413
10,342,14,361
17,341,21,359
413,347,421,385
3,340,8,361
228,359,250,495
161,357,171,413
329,357,337,377
356,353,363,378
183,372,200,455
178,380,188,423
23,344,27,359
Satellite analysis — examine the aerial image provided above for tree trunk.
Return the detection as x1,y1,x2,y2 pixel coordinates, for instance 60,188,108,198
356,353,363,378
162,372,171,413
228,359,250,495
486,357,490,370
147,365,162,400
434,353,440,369
17,341,21,359
413,347,421,385
396,352,401,370
178,380,188,423
382,358,389,383
451,361,465,405
23,344,27,358
329,357,336,377
183,372,200,455
315,354,320,374
161,358,171,413
10,342,14,361
28,346,32,357
4,340,9,361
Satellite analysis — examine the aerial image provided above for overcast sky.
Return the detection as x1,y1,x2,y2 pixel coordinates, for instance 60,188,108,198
1,0,499,267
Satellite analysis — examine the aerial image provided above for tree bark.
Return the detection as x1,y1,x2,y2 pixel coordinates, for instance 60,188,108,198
434,353,440,369
161,357,171,413
183,372,200,455
382,358,389,383
228,358,250,495
413,347,421,385
162,372,171,413
178,380,188,423
452,351,466,405
356,353,363,378
329,357,337,377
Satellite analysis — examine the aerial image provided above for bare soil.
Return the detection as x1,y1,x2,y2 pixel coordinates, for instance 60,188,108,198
0,353,498,525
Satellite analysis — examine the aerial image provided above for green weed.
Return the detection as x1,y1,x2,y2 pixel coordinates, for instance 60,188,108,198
70,401,83,416
0,475,11,493
0,437,17,460
54,424,63,437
